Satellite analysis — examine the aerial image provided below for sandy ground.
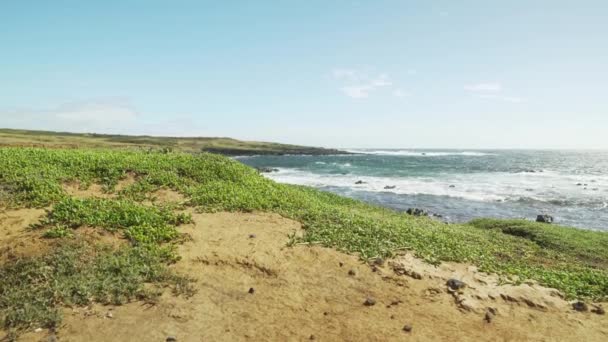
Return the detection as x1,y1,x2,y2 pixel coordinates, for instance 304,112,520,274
2,198,607,341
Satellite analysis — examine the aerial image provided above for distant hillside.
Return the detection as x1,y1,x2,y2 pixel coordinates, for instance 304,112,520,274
0,128,347,155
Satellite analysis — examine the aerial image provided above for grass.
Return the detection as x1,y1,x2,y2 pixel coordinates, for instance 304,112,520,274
0,147,607,333
0,128,345,155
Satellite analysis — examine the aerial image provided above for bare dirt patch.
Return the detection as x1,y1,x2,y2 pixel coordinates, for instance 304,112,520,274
0,208,48,263
63,181,113,199
150,188,186,204
14,211,604,342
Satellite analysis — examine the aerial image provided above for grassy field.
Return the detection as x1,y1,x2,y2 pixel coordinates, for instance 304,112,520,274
0,128,346,155
0,147,607,335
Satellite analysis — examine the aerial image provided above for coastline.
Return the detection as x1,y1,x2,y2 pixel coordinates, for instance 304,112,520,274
1,147,607,340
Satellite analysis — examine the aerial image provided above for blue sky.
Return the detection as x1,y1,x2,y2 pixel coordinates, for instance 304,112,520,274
1,1,607,148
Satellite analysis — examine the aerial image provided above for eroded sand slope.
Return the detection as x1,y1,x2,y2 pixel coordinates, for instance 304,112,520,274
4,209,602,342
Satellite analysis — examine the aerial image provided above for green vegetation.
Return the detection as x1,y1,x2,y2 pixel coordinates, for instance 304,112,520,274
0,147,607,334
0,128,345,155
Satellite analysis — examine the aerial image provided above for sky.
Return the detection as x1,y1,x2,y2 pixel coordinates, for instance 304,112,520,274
1,0,607,149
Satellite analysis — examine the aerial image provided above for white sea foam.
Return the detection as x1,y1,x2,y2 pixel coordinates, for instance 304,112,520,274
345,150,494,157
264,168,608,205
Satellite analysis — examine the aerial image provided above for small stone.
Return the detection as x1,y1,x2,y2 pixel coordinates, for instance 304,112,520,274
403,324,413,332
339,262,344,267
449,185,456,188
248,234,256,239
348,269,356,276
484,311,494,323
248,287,255,294
446,278,466,290
309,334,316,340
591,306,605,315
35,328,43,333
363,298,376,306
373,257,384,266
166,337,177,342
390,314,395,319
106,312,113,318
572,301,588,312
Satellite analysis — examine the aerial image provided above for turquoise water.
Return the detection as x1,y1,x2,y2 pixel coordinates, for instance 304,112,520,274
238,150,608,231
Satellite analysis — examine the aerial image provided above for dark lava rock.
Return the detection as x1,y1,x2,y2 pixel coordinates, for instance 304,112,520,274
355,180,366,185
348,269,356,276
248,287,255,294
406,208,428,217
384,185,397,189
572,301,588,312
591,306,605,315
363,298,376,306
446,278,466,290
536,214,554,224
402,324,413,332
256,167,279,173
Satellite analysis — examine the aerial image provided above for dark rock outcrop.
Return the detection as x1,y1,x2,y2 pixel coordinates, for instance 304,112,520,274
256,167,279,173
406,208,428,216
536,215,554,224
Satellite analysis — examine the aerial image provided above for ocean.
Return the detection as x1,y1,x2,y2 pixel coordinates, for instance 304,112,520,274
237,149,608,231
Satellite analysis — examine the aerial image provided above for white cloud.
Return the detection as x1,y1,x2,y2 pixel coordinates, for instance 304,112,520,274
332,68,397,99
0,98,210,136
393,89,410,98
464,83,502,92
464,82,524,103
340,85,373,99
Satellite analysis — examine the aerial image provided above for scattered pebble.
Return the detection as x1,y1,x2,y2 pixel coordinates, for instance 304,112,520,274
591,305,605,315
309,334,316,340
34,328,43,333
248,287,255,294
106,311,113,319
484,310,494,323
339,262,344,267
248,234,256,239
363,297,376,306
403,324,413,332
47,335,58,342
373,257,384,266
390,315,395,320
166,337,177,342
323,311,329,316
572,301,588,312
446,278,466,290
348,269,356,276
